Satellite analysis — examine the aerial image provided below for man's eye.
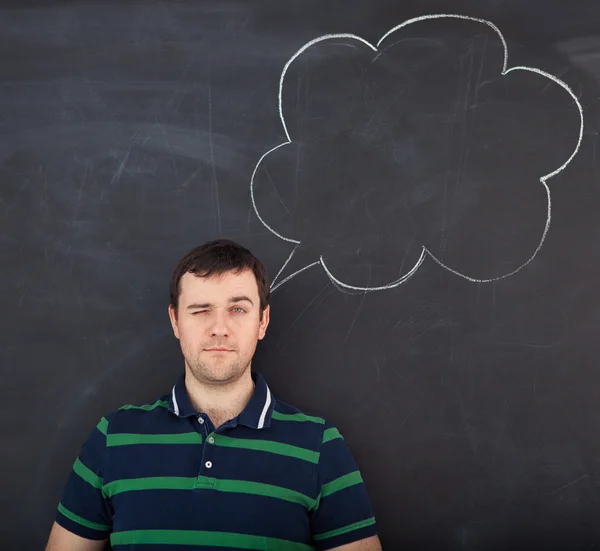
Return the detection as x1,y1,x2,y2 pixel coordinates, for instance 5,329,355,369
192,311,208,315
232,307,246,313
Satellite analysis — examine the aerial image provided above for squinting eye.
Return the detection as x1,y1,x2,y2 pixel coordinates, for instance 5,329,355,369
232,307,246,314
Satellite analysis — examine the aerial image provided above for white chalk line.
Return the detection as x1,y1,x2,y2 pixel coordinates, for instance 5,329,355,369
377,14,508,68
320,248,427,291
271,246,297,288
252,14,584,293
279,34,378,143
270,260,320,293
250,142,300,245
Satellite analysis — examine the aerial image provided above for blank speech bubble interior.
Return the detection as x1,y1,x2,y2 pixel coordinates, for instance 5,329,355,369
251,17,582,291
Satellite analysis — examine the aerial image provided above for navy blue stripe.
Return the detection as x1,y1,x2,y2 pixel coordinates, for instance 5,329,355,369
111,491,311,543
108,445,319,498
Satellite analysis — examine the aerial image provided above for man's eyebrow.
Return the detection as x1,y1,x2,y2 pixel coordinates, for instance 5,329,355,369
186,302,212,310
229,295,254,306
185,297,254,309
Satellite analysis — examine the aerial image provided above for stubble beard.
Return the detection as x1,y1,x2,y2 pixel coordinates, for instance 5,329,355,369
186,353,250,385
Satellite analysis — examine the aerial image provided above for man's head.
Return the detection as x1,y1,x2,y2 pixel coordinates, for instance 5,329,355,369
168,240,270,385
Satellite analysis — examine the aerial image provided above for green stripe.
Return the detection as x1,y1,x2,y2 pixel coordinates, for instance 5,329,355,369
111,529,313,550
321,471,363,498
96,417,109,436
104,476,195,497
58,502,110,532
272,411,325,424
107,432,202,447
322,427,342,443
119,399,169,411
214,477,316,509
103,476,316,509
313,517,376,541
214,434,319,464
73,458,103,488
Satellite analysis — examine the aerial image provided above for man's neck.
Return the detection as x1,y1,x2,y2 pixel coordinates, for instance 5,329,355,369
184,367,255,428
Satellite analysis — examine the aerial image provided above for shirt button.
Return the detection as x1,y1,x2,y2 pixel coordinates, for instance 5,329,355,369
197,417,204,424
208,436,215,444
205,461,213,469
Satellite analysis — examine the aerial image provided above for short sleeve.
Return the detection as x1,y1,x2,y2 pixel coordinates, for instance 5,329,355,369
55,415,113,540
310,423,378,549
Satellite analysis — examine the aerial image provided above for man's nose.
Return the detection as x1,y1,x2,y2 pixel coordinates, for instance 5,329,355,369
209,309,230,336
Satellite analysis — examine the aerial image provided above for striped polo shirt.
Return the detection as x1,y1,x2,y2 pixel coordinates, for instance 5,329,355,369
56,372,378,550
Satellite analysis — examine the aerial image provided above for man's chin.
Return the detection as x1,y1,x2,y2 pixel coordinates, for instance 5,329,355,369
189,363,247,384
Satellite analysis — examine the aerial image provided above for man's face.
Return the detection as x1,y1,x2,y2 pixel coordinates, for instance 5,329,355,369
168,269,270,385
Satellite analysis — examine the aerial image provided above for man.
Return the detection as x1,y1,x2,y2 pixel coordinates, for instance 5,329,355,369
46,239,382,550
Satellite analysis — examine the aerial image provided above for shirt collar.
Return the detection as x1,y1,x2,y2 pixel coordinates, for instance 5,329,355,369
168,371,274,430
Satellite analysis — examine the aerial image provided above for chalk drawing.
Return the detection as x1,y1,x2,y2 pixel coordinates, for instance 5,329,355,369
249,14,584,292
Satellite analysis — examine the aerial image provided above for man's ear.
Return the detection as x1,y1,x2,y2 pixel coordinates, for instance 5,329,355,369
258,305,270,340
168,304,180,340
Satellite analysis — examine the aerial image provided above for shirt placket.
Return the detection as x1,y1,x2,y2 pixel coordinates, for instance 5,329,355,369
194,414,216,489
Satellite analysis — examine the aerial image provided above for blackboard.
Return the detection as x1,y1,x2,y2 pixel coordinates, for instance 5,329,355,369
3,1,600,549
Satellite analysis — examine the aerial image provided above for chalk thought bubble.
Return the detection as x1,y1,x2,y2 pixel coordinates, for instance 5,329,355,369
250,14,584,293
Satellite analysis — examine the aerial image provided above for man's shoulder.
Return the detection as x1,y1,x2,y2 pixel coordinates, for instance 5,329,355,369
101,392,172,433
271,398,322,422
269,397,336,445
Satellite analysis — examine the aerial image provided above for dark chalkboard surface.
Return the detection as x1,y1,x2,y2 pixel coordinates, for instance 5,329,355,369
2,1,600,549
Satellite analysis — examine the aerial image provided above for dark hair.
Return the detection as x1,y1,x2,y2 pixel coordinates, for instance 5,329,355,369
170,239,270,316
